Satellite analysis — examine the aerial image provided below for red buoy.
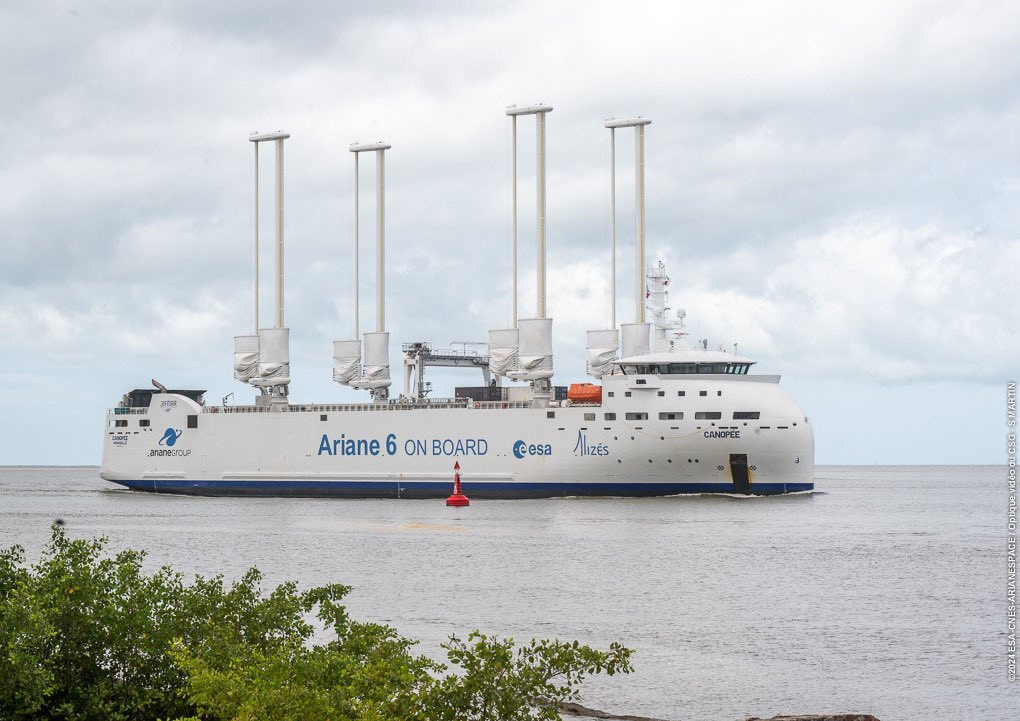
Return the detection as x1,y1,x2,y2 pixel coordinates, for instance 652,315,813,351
446,460,470,507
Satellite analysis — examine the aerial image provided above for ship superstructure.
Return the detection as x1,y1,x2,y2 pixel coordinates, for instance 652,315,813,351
100,107,814,498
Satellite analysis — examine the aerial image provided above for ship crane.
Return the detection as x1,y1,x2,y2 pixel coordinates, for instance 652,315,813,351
401,342,493,400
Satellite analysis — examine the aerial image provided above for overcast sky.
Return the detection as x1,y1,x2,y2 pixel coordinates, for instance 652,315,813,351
1,0,1016,465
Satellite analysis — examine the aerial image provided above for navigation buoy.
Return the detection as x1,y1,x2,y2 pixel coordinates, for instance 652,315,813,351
446,461,470,507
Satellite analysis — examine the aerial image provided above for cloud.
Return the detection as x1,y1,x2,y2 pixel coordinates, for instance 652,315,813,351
661,219,1017,381
1,0,1016,462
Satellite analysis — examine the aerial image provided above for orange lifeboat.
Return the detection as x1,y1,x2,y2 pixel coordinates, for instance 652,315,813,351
567,383,602,404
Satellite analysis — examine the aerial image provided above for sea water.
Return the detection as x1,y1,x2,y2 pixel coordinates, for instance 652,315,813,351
0,466,1012,721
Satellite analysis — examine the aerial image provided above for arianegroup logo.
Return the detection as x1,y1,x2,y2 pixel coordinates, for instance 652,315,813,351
159,428,183,446
150,427,190,457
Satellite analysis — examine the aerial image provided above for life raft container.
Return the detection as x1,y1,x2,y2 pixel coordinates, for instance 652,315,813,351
567,383,602,404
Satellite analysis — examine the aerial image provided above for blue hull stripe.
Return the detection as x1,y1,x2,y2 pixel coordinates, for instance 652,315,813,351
110,479,814,499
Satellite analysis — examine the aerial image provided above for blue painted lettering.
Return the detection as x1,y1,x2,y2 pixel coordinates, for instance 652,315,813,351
513,440,553,459
572,430,610,457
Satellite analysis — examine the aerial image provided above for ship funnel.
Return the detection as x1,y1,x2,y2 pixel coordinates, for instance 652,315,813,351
488,328,520,377
620,322,651,359
586,328,619,379
510,317,553,381
332,339,362,385
351,331,391,396
233,334,260,382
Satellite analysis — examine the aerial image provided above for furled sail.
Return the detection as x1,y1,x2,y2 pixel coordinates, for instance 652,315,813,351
488,328,519,377
233,334,259,383
620,322,651,359
352,332,391,389
332,339,361,385
255,327,291,386
586,328,619,378
513,318,553,380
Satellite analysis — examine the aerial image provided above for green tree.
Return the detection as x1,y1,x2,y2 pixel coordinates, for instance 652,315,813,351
0,527,632,721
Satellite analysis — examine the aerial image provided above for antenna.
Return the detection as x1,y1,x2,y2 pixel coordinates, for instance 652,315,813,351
604,117,651,324
506,104,553,321
350,142,391,333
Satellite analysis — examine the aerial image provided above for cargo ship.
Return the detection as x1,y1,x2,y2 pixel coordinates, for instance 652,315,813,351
100,108,814,498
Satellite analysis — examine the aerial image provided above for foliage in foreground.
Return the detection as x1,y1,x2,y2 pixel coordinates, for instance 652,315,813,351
0,527,632,721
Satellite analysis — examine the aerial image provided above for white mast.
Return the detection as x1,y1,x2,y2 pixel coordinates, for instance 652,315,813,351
352,150,359,337
604,117,651,324
350,142,391,332
249,131,290,328
252,140,259,333
608,125,616,329
246,131,291,403
511,113,518,327
506,104,553,321
348,142,392,402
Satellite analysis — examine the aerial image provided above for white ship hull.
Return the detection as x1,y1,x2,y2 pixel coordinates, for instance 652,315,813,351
101,372,814,497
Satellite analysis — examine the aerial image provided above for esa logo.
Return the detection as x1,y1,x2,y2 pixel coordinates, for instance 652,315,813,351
512,440,553,459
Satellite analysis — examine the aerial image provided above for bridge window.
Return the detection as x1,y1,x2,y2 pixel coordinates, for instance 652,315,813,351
547,411,555,419
187,415,198,429
695,411,721,420
584,413,595,421
139,419,150,427
625,412,648,421
604,413,616,421
733,411,760,419
659,412,683,420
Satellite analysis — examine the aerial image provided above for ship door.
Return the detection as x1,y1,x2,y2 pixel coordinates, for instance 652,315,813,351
729,453,751,494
